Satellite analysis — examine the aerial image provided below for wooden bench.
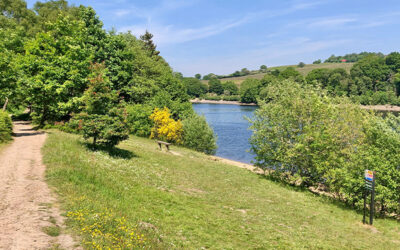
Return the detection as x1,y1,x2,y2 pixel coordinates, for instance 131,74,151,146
156,140,171,151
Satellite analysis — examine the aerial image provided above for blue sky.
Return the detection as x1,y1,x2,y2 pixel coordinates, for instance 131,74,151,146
26,0,400,76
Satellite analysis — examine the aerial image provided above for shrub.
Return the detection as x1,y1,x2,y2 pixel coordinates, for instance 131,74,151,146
349,115,400,214
182,114,217,154
222,95,240,101
279,67,303,82
0,110,12,142
204,95,222,101
149,107,183,143
150,90,194,120
126,104,153,137
313,59,322,64
298,62,306,68
77,108,129,147
250,80,400,214
370,91,398,105
260,65,268,72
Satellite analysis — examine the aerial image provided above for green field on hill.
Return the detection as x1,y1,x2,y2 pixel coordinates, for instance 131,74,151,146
43,130,400,249
202,63,354,86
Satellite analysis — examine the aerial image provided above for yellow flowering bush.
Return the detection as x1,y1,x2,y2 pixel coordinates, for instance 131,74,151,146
149,107,183,143
67,208,146,249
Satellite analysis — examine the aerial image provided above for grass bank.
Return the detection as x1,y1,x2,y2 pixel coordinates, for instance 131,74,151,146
202,63,354,86
43,130,400,249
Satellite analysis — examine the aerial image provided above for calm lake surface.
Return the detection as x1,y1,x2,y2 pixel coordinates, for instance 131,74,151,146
192,104,257,164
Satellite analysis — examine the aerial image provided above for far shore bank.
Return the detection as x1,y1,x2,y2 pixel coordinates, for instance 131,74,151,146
191,99,400,112
360,105,400,112
190,99,257,106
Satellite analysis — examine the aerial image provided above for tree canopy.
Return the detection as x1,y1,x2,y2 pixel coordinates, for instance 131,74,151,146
0,0,191,125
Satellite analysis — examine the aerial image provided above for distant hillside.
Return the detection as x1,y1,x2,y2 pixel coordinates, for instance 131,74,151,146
202,62,354,86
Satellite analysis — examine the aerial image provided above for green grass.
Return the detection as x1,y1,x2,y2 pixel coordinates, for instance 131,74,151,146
42,225,61,237
0,140,12,153
202,63,354,86
43,130,400,249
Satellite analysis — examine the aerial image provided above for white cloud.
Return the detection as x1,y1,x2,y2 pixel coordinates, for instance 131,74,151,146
119,0,328,45
308,17,357,28
291,0,326,10
112,0,197,21
174,37,352,76
114,9,131,17
120,16,250,45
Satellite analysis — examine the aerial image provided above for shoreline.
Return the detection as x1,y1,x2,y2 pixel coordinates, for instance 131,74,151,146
208,155,264,174
191,99,400,112
190,99,257,106
360,105,400,112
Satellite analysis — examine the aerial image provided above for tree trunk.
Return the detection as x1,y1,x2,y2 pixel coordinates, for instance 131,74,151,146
2,97,8,111
93,136,97,147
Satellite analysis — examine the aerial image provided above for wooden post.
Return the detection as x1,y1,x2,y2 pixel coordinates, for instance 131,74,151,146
363,190,367,224
370,172,376,225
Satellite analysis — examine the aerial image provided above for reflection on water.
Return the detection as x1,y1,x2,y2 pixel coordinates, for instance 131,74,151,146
192,104,257,164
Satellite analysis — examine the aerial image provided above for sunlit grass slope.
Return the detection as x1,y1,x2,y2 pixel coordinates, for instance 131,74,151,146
202,63,354,86
43,130,400,249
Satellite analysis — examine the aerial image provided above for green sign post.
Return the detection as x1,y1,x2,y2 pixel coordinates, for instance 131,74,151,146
363,170,375,225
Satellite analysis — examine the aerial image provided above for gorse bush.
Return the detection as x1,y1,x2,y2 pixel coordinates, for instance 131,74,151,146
182,114,217,154
250,80,400,214
0,110,12,143
149,107,183,143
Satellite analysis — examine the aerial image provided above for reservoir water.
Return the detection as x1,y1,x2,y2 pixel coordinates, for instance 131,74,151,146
192,104,257,164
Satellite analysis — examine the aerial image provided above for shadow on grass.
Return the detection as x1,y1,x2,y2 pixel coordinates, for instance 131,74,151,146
83,142,138,160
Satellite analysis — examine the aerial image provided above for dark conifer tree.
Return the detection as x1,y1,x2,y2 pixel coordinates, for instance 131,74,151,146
140,30,160,57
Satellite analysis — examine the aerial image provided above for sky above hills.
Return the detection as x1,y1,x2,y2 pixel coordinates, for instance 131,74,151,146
26,0,400,76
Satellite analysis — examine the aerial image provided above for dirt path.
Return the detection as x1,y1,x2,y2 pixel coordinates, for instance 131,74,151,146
0,121,79,249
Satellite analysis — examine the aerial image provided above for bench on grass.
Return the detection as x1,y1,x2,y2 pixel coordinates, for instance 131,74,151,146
156,140,171,151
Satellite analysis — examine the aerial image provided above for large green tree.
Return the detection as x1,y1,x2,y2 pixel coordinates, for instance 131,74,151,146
0,0,37,36
208,78,224,95
75,63,128,147
240,78,260,103
140,30,160,58
350,55,392,91
222,81,238,95
19,15,91,125
183,77,208,97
